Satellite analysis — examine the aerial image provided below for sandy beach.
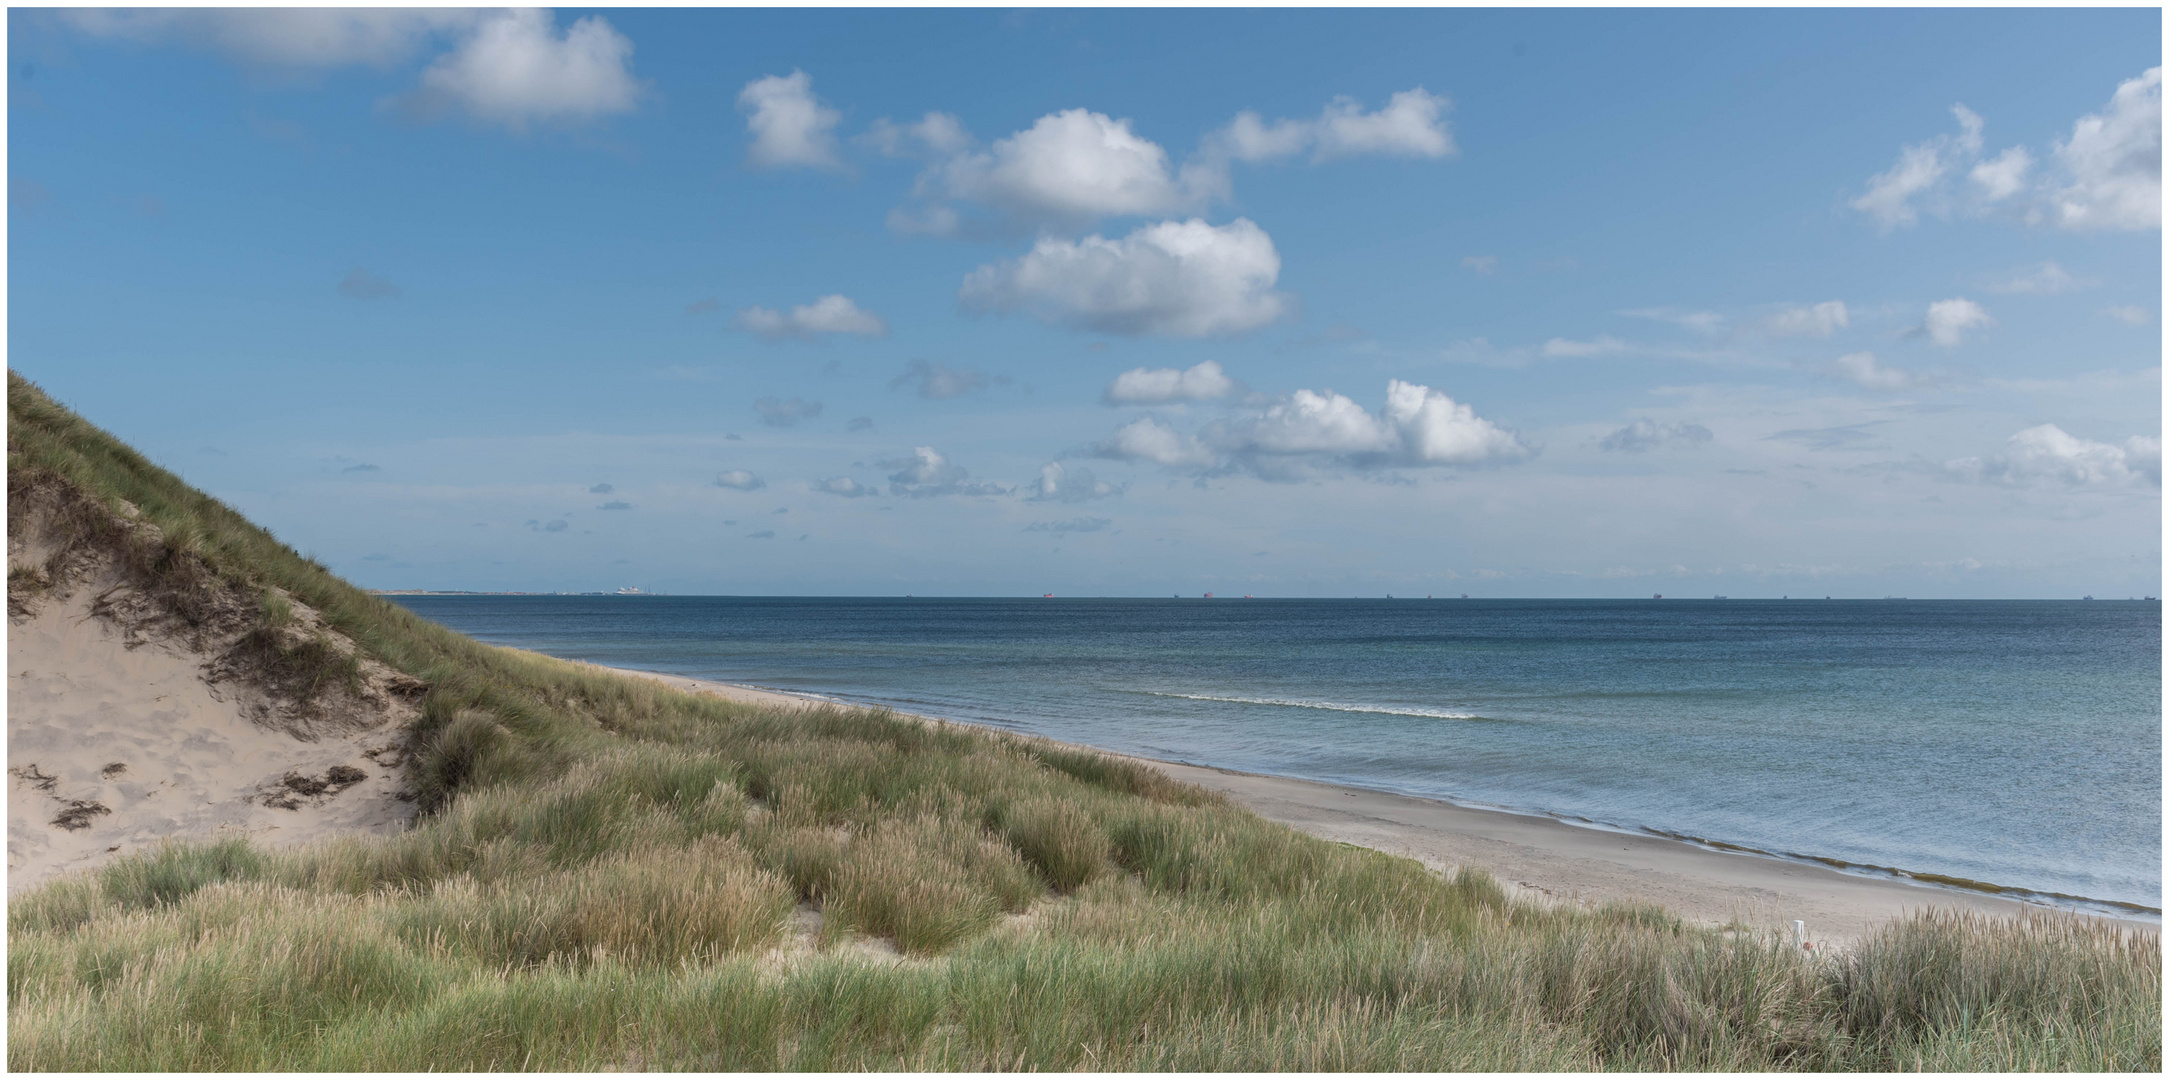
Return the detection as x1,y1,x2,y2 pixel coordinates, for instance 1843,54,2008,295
604,664,2154,947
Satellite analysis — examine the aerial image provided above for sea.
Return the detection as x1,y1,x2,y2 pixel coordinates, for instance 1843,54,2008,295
390,596,2162,918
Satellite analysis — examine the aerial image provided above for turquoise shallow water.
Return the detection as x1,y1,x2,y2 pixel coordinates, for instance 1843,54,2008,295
392,596,2162,915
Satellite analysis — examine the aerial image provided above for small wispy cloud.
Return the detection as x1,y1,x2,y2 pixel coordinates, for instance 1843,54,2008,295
754,397,822,427
1541,335,1629,358
1985,261,2094,295
816,476,877,498
1919,298,1992,347
1823,351,1925,390
1620,308,1725,336
890,358,1002,398
1599,419,1712,453
1765,422,1888,450
734,294,887,342
882,446,1011,498
339,267,400,299
1025,516,1111,533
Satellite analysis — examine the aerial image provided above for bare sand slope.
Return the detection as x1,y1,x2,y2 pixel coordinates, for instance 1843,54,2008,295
616,666,2149,948
9,588,413,895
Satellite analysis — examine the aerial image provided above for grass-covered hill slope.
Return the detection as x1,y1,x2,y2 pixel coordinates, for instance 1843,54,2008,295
7,372,2160,1071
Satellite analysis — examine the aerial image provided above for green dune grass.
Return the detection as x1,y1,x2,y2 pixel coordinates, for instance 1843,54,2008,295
7,372,2160,1071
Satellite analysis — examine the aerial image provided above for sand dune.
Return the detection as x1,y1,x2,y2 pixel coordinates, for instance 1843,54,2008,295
6,478,425,894
8,585,415,892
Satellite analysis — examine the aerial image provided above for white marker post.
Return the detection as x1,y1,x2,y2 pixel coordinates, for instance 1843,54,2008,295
1791,919,1808,953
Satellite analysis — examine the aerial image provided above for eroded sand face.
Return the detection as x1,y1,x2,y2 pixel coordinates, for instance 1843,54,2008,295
8,588,413,893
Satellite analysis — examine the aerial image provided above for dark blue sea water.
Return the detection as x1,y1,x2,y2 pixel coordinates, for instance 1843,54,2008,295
391,596,2162,915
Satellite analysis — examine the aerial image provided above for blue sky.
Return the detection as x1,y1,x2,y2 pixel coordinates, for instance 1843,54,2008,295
9,7,2162,597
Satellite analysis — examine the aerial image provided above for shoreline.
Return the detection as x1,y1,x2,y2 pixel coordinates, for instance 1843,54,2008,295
602,663,2159,946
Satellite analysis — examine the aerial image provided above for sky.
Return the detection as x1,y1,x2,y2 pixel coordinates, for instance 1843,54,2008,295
7,6,2163,598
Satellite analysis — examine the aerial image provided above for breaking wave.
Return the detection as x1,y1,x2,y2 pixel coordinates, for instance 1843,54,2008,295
1144,691,1491,721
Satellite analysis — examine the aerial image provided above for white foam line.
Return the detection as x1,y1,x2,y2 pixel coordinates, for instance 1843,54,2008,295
1144,691,1487,721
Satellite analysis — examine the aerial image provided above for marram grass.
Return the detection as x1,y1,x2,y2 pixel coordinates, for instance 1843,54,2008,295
8,372,2161,1071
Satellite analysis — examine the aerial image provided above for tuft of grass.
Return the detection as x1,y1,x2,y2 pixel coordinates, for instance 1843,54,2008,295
823,814,1042,954
993,794,1110,892
412,708,509,812
391,838,796,969
1830,907,2163,1069
96,838,269,913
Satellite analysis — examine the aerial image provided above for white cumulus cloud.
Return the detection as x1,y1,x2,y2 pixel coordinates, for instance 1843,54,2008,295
2050,67,2162,231
1093,381,1528,480
884,446,1010,498
1922,298,1992,347
1242,388,1400,456
739,70,843,170
959,217,1289,338
1948,425,2161,488
892,88,1455,233
1852,105,1980,229
733,294,887,341
1032,461,1119,503
714,469,765,491
2104,305,2154,326
1969,146,2034,202
928,108,1204,226
1102,360,1237,404
1850,70,2160,233
1215,380,1530,474
1093,417,1217,468
406,9,641,129
1377,380,1532,465
814,476,877,498
69,9,643,131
